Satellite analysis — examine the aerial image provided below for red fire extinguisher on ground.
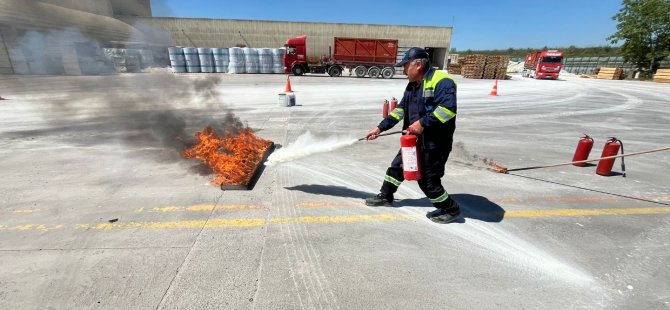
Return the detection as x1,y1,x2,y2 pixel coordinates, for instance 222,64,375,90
596,137,626,177
382,99,389,118
401,133,422,180
390,97,398,112
572,134,594,166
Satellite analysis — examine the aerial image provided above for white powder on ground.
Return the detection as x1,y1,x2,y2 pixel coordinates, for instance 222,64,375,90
265,132,358,166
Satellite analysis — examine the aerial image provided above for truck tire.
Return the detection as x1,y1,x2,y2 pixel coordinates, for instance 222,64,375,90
354,65,367,78
381,67,395,79
328,66,342,77
368,66,381,78
292,65,304,76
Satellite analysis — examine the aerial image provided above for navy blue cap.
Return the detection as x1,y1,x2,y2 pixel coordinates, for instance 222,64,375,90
396,47,429,67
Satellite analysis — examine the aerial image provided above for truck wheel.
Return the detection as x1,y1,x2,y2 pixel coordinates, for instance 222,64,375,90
328,66,342,77
292,65,304,76
368,66,381,78
354,66,367,78
381,67,395,79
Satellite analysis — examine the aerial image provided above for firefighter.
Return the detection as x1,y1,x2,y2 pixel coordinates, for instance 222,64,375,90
364,47,461,224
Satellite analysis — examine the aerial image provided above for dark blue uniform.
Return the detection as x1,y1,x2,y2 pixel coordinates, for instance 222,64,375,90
376,67,458,212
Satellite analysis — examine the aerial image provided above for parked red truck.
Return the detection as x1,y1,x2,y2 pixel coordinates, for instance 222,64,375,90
284,35,399,78
522,50,563,79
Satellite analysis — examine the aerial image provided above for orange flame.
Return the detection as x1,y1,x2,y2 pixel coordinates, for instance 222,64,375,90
183,127,272,186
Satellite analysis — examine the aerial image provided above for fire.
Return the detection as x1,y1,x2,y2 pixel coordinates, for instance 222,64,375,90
183,127,273,186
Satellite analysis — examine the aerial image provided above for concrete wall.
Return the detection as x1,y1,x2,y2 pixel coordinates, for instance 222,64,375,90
39,0,114,17
0,26,13,74
110,0,152,17
121,17,453,68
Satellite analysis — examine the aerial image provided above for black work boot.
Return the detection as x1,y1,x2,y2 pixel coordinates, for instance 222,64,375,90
365,193,393,207
426,198,461,224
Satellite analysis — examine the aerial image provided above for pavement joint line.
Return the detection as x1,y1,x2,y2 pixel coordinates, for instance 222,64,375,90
155,192,225,310
1,207,670,232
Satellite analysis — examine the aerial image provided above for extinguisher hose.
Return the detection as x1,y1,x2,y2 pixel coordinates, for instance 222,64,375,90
500,146,670,173
357,130,406,141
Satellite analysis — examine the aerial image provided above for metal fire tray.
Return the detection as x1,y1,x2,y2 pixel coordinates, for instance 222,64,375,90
220,142,275,191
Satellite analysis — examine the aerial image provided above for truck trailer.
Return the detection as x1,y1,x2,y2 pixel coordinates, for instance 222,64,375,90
284,35,399,78
521,50,563,80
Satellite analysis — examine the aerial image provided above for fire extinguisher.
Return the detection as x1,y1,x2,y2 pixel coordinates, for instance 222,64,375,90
382,99,389,119
390,97,398,112
401,133,422,180
596,137,626,177
572,134,594,167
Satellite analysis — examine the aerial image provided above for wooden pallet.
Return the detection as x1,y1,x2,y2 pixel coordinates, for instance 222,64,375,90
597,67,625,80
461,54,510,79
447,63,461,75
653,68,670,83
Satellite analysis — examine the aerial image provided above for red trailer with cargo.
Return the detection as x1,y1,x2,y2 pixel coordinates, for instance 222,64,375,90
284,35,399,78
522,50,564,80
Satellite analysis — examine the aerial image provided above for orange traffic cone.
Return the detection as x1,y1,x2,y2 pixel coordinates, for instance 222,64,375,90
285,75,293,92
489,80,498,96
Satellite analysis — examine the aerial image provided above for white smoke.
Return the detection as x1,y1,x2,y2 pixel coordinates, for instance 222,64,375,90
265,132,358,166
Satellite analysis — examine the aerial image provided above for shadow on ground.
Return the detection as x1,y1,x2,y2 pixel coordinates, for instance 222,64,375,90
396,193,505,223
284,184,505,223
284,184,372,199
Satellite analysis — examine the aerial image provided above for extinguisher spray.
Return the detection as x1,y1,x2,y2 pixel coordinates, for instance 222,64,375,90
400,133,422,180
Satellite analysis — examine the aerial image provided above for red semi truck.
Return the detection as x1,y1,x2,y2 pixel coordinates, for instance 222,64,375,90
284,35,399,78
521,50,564,79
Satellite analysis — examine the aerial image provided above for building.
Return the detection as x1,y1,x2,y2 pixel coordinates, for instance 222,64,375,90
0,0,452,75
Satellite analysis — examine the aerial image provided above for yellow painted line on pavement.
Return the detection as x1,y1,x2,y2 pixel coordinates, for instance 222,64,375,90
2,207,670,233
492,194,670,205
135,204,265,213
270,214,409,224
76,218,265,230
296,201,364,208
0,224,63,232
506,207,670,218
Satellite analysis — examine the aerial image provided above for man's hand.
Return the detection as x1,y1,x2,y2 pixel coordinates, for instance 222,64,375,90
407,120,424,134
365,127,382,140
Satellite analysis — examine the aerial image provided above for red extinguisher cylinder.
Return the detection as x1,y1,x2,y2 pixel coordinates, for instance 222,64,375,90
390,97,398,112
382,100,389,119
596,138,621,176
572,135,594,166
400,134,422,180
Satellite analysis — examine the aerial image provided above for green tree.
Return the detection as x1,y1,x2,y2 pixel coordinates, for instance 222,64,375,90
608,0,670,77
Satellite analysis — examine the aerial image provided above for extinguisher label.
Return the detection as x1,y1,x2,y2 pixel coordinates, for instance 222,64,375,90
401,147,419,172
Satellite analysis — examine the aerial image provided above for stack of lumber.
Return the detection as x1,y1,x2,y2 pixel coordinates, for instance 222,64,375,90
461,54,486,79
653,69,670,83
447,63,461,74
461,54,509,79
597,67,625,80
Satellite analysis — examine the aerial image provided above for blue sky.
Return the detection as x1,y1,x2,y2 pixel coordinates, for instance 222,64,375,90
151,0,622,50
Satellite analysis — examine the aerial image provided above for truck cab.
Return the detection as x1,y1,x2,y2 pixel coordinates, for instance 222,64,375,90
523,50,563,79
284,35,308,75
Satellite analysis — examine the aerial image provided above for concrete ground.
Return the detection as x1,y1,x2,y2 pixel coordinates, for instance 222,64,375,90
0,71,668,309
